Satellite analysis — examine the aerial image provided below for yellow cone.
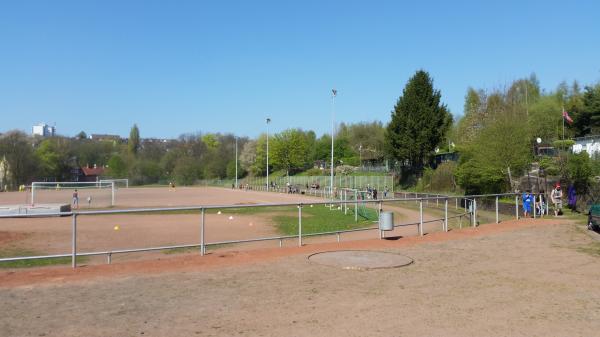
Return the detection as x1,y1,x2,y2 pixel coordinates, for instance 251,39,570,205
114,225,120,231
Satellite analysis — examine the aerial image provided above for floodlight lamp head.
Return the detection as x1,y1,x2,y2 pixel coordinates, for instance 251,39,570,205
266,118,271,124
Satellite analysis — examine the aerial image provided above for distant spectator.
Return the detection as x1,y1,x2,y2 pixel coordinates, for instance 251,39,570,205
536,190,546,217
72,189,79,209
567,185,577,211
551,183,563,216
522,190,532,218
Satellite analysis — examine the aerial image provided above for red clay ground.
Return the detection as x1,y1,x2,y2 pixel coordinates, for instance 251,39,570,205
1,217,599,337
0,187,445,264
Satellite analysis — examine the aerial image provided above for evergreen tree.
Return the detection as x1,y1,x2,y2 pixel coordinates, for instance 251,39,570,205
128,124,140,155
573,84,600,136
385,70,452,176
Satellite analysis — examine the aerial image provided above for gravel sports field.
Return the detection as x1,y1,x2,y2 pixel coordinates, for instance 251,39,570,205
1,187,599,336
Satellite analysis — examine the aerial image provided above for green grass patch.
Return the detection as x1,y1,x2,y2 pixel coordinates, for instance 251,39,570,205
0,249,88,269
274,204,378,236
577,241,600,257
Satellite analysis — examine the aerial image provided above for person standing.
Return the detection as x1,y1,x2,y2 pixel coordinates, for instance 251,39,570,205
72,189,79,209
522,190,532,218
551,183,563,216
567,184,577,211
536,190,546,217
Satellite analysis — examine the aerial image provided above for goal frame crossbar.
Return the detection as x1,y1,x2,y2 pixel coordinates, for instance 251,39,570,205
30,181,116,206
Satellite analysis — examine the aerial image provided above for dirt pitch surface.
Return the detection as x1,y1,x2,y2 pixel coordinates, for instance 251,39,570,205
0,187,443,264
2,217,600,337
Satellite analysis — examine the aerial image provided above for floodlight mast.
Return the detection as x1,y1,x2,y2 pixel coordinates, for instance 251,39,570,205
330,89,337,198
266,118,271,191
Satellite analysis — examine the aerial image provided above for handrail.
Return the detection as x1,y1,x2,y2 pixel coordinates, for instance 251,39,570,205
0,192,521,267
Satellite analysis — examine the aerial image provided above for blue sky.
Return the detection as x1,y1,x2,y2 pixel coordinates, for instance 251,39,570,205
1,0,599,139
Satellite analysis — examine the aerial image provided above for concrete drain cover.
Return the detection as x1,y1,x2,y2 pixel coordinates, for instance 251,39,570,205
308,250,413,270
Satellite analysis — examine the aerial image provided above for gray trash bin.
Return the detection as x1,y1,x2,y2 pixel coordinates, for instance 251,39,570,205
379,211,394,231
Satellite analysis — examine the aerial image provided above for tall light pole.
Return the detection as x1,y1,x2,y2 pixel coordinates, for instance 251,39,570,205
359,143,362,168
330,89,337,198
266,117,271,191
235,136,238,189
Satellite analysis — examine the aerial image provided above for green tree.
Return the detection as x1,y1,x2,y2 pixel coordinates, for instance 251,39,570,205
573,84,600,136
566,151,592,195
35,138,71,180
172,157,200,185
527,95,562,142
456,112,531,194
271,129,310,177
128,124,140,155
201,134,220,150
76,131,87,139
456,88,485,145
106,154,127,178
0,131,38,189
385,70,452,176
340,122,385,164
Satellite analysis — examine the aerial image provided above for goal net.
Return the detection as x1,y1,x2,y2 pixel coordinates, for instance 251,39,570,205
29,181,116,208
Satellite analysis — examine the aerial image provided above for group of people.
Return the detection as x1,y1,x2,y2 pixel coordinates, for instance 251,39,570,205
522,183,576,218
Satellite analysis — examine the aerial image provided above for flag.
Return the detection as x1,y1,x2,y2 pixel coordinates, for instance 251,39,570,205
562,108,573,124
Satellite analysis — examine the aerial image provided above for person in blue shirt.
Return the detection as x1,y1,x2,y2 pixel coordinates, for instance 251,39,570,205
522,190,533,218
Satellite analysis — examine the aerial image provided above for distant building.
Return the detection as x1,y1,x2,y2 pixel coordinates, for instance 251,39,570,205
32,123,56,137
89,134,123,142
433,151,459,169
573,135,600,157
142,138,171,143
75,165,106,182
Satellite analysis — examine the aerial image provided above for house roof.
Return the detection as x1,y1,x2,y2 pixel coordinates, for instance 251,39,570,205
81,167,105,176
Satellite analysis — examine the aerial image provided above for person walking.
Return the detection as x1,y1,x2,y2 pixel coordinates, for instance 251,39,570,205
551,183,563,216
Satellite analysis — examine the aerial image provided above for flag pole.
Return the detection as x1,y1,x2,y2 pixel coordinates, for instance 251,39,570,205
562,106,565,140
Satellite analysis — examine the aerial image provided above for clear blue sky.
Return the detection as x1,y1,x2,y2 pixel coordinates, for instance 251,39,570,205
1,0,599,139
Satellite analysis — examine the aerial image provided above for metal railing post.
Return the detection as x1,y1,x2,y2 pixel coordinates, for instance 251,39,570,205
495,196,499,224
531,193,535,219
515,195,519,219
71,213,77,268
111,181,115,206
200,208,205,256
472,198,477,227
298,203,302,247
455,197,458,210
444,198,448,232
354,190,358,222
419,199,423,236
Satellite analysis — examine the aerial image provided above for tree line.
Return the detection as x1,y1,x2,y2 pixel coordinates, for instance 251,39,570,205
1,70,599,193
0,121,387,189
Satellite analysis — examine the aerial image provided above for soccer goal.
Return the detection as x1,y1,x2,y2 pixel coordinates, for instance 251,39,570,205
100,178,129,188
30,181,117,207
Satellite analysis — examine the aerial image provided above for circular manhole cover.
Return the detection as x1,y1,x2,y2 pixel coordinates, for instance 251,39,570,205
308,250,413,270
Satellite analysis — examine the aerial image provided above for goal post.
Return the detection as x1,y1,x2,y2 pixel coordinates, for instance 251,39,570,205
30,181,117,207
100,179,129,188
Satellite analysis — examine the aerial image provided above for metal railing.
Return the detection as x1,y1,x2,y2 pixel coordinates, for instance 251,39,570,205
0,192,529,268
